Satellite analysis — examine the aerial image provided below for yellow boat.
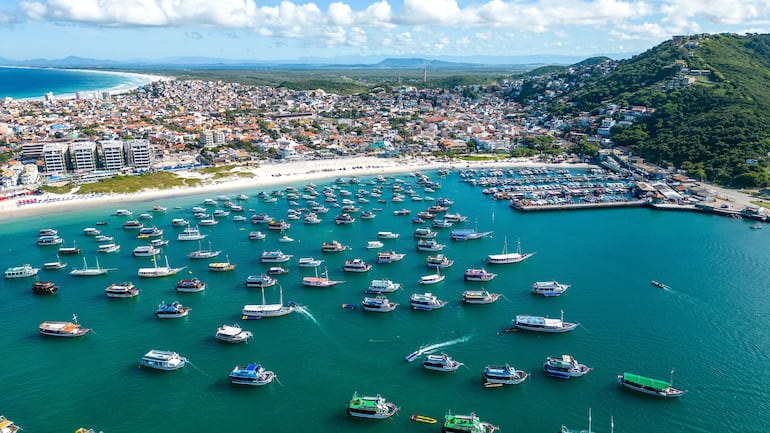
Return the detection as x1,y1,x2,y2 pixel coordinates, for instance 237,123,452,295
411,414,437,424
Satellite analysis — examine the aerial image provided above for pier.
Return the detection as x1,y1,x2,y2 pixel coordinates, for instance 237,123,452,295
511,200,647,212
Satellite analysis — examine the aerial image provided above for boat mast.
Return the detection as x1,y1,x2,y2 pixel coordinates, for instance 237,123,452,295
670,368,675,387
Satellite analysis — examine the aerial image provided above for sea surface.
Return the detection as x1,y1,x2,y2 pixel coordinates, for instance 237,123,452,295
0,66,146,100
1,169,769,433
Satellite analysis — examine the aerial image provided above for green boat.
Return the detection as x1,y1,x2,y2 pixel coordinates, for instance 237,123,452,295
617,371,687,397
442,411,498,433
346,392,399,419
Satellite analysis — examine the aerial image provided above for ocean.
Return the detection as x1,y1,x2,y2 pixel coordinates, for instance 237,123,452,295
0,66,147,100
1,168,768,433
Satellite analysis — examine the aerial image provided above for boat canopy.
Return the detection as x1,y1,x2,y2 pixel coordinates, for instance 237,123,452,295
622,372,670,391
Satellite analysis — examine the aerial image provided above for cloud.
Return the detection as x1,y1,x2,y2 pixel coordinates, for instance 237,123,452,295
660,0,770,25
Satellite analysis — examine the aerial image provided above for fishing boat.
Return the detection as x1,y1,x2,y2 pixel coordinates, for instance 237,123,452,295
347,392,399,419
155,300,191,318
105,282,140,298
410,292,447,311
617,370,687,397
361,295,398,312
246,274,277,289
441,411,498,433
366,240,384,249
298,257,323,268
462,290,500,304
532,281,571,297
208,255,235,272
248,231,266,240
69,257,112,276
416,239,445,251
133,245,161,257
411,414,437,424
36,235,64,246
366,279,402,294
215,324,253,343
39,315,91,337
303,267,343,288
242,286,294,319
139,349,187,370
486,237,535,264
176,278,207,292
543,355,592,379
97,243,120,253
423,354,463,372
43,255,67,270
450,228,493,241
58,241,81,255
414,227,438,239
228,363,276,386
377,250,406,264
138,255,186,278
426,254,454,269
0,415,19,433
321,240,348,252
512,311,578,333
464,268,497,282
32,281,58,294
343,258,372,273
4,264,40,279
267,266,289,275
482,364,528,385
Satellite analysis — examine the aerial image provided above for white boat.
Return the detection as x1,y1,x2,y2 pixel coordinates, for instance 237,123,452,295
138,255,186,278
444,212,467,223
464,268,497,282
423,354,463,372
416,239,444,251
176,278,207,292
303,213,321,224
229,363,276,386
155,300,191,318
133,245,160,257
139,349,187,370
343,258,372,272
43,255,67,270
512,311,578,333
260,250,292,263
462,290,500,304
215,324,253,343
39,228,58,236
115,209,133,216
347,392,399,419
39,315,91,337
267,219,291,230
321,240,348,252
486,237,535,264
187,241,221,259
303,267,344,288
377,231,399,239
278,234,295,243
105,282,140,298
242,286,294,319
208,255,236,272
451,228,493,241
248,231,266,240
213,209,230,218
0,415,19,433
70,257,113,276
482,364,529,385
543,355,592,379
97,243,120,253
233,215,247,222
37,235,64,246
138,226,163,237
413,227,438,239
58,241,81,255
198,218,218,226
366,240,384,249
4,264,40,279
410,292,447,310
83,227,101,236
365,279,402,294
420,268,445,285
177,225,206,241
377,250,406,264
298,257,323,268
532,281,570,297
93,235,113,243
171,218,189,227
151,204,167,213
361,295,398,312
426,254,454,269
246,274,277,289
122,220,143,230
267,266,289,275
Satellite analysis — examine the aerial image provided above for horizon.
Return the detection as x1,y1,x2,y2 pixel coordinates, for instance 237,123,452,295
1,0,768,62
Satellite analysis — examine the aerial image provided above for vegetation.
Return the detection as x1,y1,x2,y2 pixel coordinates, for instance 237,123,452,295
75,171,200,194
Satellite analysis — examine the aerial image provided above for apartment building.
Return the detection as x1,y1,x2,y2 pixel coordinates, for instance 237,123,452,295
101,140,125,171
42,142,69,173
126,139,152,170
71,141,98,171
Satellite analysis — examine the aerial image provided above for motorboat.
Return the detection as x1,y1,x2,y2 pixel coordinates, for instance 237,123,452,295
393,208,411,216
531,281,570,297
420,269,445,285
260,250,292,263
416,239,445,251
246,274,277,289
93,235,113,243
432,219,453,229
321,240,348,252
83,227,101,236
444,213,468,223
278,234,295,243
486,237,535,264
347,392,399,419
39,228,58,236
105,282,140,298
177,225,206,241
410,293,447,311
215,324,253,343
198,218,218,226
441,411,498,433
360,210,376,219
302,267,343,288
213,209,230,218
0,415,19,433
32,281,58,294
335,213,356,224
37,235,64,246
366,240,384,249
464,268,497,282
122,220,143,230
303,213,321,224
151,204,167,213
343,258,372,273
139,349,187,370
138,255,186,277
242,286,294,319
208,255,236,272
228,363,276,386
482,364,528,385
617,371,687,397
39,315,91,337
377,250,406,264
176,278,207,292
133,245,161,257
543,355,592,379
366,279,402,294
267,266,289,275
450,228,493,241
203,198,217,205
58,241,81,255
155,300,191,318
423,354,463,372
361,295,398,312
267,219,291,230
138,226,163,237
426,254,454,269
248,231,266,240
43,256,67,270
512,311,578,333
97,243,120,253
250,213,273,224
4,264,40,279
298,257,323,268
70,257,112,276
462,290,500,304
413,227,437,239
171,218,189,227
377,231,399,239
114,209,133,216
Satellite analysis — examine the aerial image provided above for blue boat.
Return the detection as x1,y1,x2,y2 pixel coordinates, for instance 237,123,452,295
228,363,275,386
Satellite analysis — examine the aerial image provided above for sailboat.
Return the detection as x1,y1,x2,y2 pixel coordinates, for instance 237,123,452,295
70,257,114,276
43,254,67,270
137,254,186,278
419,267,445,285
485,236,535,264
188,240,221,259
560,408,594,433
242,285,294,319
302,267,344,288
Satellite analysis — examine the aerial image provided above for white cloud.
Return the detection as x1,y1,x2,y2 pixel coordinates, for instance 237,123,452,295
397,0,461,25
660,0,770,25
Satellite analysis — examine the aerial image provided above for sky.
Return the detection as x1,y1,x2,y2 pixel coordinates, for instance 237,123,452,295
0,0,768,62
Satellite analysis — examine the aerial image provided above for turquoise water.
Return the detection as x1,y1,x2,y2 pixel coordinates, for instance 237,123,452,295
2,170,769,433
0,67,142,99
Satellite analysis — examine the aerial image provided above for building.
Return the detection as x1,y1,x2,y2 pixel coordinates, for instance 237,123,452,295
126,139,152,170
42,142,70,173
71,141,98,172
21,142,45,161
101,140,125,171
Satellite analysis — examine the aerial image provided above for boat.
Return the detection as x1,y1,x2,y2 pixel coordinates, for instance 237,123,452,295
155,300,191,318
462,290,500,304
347,392,399,419
138,226,163,238
366,240,384,249
360,210,376,219
302,267,343,288
228,363,276,386
83,227,101,236
426,254,454,269
321,240,348,252
361,295,398,312
377,250,406,264
267,266,289,275
70,257,112,276
617,370,687,397
133,245,161,257
751,222,763,229
441,411,498,433
343,258,372,273
246,274,277,289
267,219,291,230
432,219,453,229
203,198,217,205
251,213,273,224
532,281,571,297
486,237,535,264
39,315,91,337
260,250,292,263
393,208,411,215
105,282,140,298
417,239,445,251
410,292,447,310
171,218,189,227
248,231,266,240
334,213,356,224
298,257,323,268
278,234,294,243
58,241,81,255
0,415,19,433
208,255,236,272
560,409,598,433
151,204,167,213
39,228,58,236
444,213,467,223
451,228,493,241
43,255,67,270
464,268,497,282
122,220,143,230
377,231,399,239
215,324,253,343
651,280,670,290
414,227,438,239
423,354,463,372
237,193,249,200
4,264,40,279
114,209,133,216
512,311,578,333
213,209,230,218
95,221,108,226
177,225,207,241
176,278,207,292
411,414,437,424
93,235,113,242
138,255,186,278
198,218,218,226
242,286,294,319
543,355,592,379
420,269,445,285
97,243,120,253
366,279,402,294
482,364,528,385
140,213,154,220
32,281,58,294
139,349,187,370
303,213,321,224
37,235,64,246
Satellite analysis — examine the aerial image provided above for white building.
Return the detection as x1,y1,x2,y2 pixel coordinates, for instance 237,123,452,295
101,140,125,171
42,142,70,173
20,163,40,185
71,141,98,172
126,139,152,170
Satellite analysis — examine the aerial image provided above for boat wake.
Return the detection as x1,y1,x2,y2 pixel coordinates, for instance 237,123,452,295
292,304,319,326
405,335,472,361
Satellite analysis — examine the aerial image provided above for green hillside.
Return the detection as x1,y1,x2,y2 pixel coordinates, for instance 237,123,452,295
576,33,770,187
